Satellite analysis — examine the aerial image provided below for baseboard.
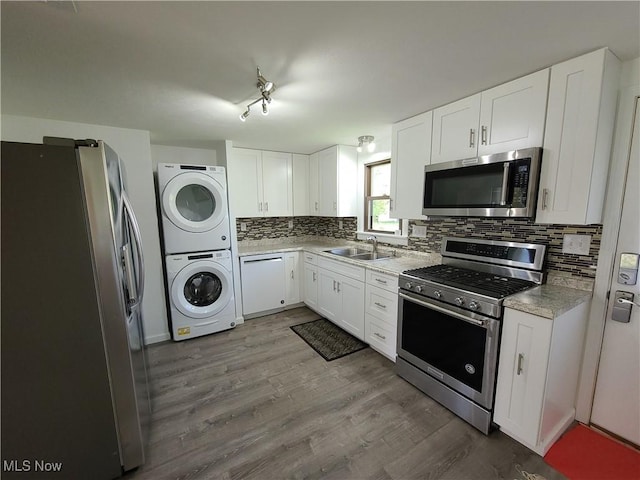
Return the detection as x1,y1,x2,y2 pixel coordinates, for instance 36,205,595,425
539,410,576,456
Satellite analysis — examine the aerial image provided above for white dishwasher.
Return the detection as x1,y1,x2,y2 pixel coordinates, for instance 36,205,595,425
240,253,286,316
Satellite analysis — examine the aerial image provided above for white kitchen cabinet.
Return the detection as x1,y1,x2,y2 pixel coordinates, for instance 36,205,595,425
292,153,310,216
431,94,481,164
536,48,621,225
494,302,589,455
302,253,318,310
431,69,549,164
240,253,286,317
228,148,293,217
390,111,433,220
317,257,365,340
284,252,301,305
314,145,358,217
308,152,320,215
364,269,398,361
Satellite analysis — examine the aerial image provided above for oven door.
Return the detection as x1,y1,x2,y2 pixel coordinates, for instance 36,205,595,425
397,290,500,409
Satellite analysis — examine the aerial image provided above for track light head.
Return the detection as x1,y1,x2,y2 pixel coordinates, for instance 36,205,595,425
357,135,375,153
239,108,250,122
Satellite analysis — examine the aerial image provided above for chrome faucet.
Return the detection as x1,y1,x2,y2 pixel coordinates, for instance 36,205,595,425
366,235,378,256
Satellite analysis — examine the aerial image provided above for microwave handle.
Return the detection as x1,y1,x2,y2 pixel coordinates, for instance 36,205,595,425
500,162,510,206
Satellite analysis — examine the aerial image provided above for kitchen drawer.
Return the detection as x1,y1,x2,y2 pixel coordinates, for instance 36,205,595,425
365,284,398,325
303,252,318,265
365,314,396,361
318,256,365,282
366,269,398,292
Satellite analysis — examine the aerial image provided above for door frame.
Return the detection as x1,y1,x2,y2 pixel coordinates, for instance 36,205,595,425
576,83,640,422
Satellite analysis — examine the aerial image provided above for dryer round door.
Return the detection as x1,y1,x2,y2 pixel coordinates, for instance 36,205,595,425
162,172,227,233
171,260,232,319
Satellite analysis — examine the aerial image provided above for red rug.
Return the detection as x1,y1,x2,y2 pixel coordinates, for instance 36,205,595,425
544,424,640,479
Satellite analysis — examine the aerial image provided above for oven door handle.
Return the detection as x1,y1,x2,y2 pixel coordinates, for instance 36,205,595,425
399,291,488,327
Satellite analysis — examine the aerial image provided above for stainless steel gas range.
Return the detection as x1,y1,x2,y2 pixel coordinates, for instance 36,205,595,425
396,237,546,434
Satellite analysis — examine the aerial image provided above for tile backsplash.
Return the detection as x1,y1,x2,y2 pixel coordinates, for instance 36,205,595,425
236,216,601,280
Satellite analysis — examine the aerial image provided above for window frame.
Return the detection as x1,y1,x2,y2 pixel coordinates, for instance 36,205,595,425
364,159,399,234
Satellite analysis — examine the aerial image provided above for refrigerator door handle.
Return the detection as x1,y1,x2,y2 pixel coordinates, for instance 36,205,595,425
123,192,145,307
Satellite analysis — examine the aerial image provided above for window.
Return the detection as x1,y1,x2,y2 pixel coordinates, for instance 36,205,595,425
364,159,399,234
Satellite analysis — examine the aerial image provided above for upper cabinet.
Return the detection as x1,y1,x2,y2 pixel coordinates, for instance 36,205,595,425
390,111,433,220
311,145,358,217
536,48,621,225
431,69,550,164
292,153,310,216
227,148,293,217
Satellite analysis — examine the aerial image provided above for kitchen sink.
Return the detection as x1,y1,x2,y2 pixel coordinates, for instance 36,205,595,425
325,247,370,257
324,248,392,261
349,252,392,261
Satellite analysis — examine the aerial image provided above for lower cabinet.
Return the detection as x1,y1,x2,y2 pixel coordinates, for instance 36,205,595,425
302,253,318,310
284,252,301,305
493,302,589,455
317,257,365,340
364,270,398,361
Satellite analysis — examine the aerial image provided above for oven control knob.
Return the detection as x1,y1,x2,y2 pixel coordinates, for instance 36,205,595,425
415,285,423,293
455,297,464,306
405,282,413,289
469,301,480,311
434,290,442,299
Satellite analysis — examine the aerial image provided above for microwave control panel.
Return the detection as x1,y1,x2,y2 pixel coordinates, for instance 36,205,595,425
510,161,530,207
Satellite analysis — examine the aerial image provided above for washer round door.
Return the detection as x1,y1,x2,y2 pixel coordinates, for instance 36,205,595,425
162,172,227,233
171,260,232,319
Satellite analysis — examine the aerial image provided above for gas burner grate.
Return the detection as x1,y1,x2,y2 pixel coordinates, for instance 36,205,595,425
403,264,535,298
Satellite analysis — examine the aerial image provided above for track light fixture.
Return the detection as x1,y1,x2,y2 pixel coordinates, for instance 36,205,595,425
357,135,376,153
239,67,276,121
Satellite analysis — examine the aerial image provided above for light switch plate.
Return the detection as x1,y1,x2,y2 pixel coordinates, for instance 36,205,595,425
240,222,247,232
562,234,591,255
288,219,293,229
412,225,427,237
339,220,343,229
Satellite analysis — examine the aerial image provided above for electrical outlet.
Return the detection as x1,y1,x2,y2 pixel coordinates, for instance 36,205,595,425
240,222,247,232
288,219,293,229
339,220,343,229
412,225,427,237
562,234,591,255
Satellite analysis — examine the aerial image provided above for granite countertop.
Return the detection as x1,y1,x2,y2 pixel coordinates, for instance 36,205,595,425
237,239,592,318
236,240,440,276
504,284,592,319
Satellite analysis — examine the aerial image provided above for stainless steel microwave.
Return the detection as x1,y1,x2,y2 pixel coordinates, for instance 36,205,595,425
422,147,542,218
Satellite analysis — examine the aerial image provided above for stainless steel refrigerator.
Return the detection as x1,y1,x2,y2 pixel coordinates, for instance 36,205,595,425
1,139,151,479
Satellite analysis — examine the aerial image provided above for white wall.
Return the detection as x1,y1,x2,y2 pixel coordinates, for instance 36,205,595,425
1,114,170,344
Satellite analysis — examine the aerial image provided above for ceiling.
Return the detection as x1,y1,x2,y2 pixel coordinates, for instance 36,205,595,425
2,1,639,154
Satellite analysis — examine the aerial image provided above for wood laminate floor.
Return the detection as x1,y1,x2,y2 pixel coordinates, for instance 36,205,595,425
125,307,565,480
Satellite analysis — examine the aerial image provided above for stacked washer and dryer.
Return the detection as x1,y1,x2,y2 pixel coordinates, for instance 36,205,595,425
158,163,236,341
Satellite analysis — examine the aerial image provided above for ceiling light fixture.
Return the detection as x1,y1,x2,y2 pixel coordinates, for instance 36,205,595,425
239,67,276,122
357,135,376,153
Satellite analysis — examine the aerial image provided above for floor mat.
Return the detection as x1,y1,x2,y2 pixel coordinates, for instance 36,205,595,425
544,424,640,479
290,317,367,361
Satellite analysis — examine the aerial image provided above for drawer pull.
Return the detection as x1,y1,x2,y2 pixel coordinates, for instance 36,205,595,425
374,332,387,340
374,302,387,309
375,278,388,285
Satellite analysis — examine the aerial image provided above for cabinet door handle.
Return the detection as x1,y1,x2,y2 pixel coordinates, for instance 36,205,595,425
332,280,336,291
481,125,487,145
315,201,318,211
542,188,549,210
265,202,269,212
333,201,337,211
374,302,387,309
469,128,475,148
517,353,525,375
374,332,387,340
336,282,341,293
291,270,294,280
312,272,316,282
258,202,263,212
